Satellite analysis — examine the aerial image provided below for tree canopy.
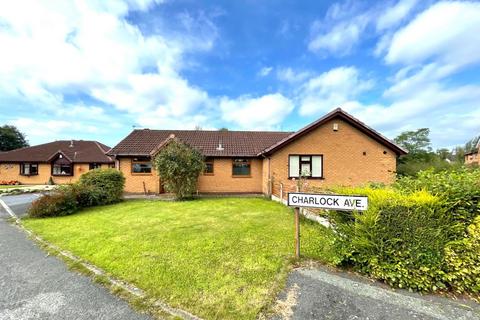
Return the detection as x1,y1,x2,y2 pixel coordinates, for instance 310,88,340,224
0,125,29,151
394,128,463,176
394,128,431,155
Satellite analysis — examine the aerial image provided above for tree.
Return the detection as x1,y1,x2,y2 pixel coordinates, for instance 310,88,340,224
0,125,29,151
395,128,440,176
154,139,204,199
436,148,450,161
394,128,432,155
218,127,229,132
452,146,466,164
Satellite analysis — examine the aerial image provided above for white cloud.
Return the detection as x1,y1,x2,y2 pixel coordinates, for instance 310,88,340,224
385,1,480,67
308,0,424,57
376,0,418,31
298,67,374,116
308,16,369,56
384,62,458,97
220,93,294,130
342,83,480,147
0,0,217,143
9,117,100,141
258,66,273,77
276,68,312,83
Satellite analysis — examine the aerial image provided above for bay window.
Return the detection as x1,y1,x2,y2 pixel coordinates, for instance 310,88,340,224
52,155,73,176
52,163,73,176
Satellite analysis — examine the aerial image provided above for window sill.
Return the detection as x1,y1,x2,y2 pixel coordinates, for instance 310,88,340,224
203,173,214,176
288,177,325,180
232,175,252,178
20,174,38,177
131,172,153,176
52,174,74,177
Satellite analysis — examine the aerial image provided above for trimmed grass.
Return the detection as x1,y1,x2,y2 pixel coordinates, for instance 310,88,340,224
23,198,338,319
0,185,23,189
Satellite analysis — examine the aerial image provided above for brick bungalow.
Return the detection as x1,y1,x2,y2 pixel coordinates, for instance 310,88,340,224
0,140,114,185
108,108,407,199
465,139,479,165
465,150,479,165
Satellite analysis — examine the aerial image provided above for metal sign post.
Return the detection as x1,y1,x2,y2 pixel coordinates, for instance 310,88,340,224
294,207,300,259
287,192,368,260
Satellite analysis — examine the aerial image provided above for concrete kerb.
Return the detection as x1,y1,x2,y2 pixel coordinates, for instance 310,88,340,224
0,197,203,320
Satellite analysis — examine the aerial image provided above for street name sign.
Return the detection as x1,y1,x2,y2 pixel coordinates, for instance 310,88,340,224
287,192,368,211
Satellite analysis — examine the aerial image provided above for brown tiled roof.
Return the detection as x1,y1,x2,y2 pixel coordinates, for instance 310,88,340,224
0,140,114,163
261,108,408,156
107,130,292,157
108,108,407,158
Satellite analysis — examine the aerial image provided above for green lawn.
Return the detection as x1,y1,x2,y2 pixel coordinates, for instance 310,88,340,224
0,185,23,189
23,198,337,319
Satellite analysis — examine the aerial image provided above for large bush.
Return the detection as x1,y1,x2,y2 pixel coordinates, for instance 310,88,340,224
78,168,125,206
312,168,480,295
322,187,454,291
28,169,125,218
444,216,480,294
28,186,78,218
395,168,480,233
154,139,204,199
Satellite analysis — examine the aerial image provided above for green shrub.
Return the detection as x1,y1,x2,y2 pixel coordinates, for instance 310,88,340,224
154,139,204,200
444,216,480,294
28,186,78,218
320,187,454,291
311,170,480,295
395,168,480,234
29,169,125,218
78,169,125,205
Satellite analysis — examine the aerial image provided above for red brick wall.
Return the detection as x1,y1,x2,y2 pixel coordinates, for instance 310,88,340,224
267,118,397,200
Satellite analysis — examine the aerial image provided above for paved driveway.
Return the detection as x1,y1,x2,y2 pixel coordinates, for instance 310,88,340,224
0,195,150,320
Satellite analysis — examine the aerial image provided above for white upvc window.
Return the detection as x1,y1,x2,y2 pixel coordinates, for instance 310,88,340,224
288,155,323,178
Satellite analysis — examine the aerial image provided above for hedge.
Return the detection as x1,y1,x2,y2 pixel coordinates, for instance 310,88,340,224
28,169,125,218
78,168,125,206
29,186,78,218
311,168,480,295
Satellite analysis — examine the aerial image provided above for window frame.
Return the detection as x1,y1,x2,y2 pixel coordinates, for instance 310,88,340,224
51,163,74,176
20,163,39,176
89,163,101,170
232,158,251,177
204,157,214,175
288,154,324,179
131,157,153,175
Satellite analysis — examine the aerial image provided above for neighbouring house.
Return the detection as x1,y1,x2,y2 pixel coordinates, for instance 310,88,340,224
108,108,407,199
465,149,479,165
0,140,114,185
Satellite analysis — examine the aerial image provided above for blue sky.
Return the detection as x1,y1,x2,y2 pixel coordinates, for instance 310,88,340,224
0,0,479,149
